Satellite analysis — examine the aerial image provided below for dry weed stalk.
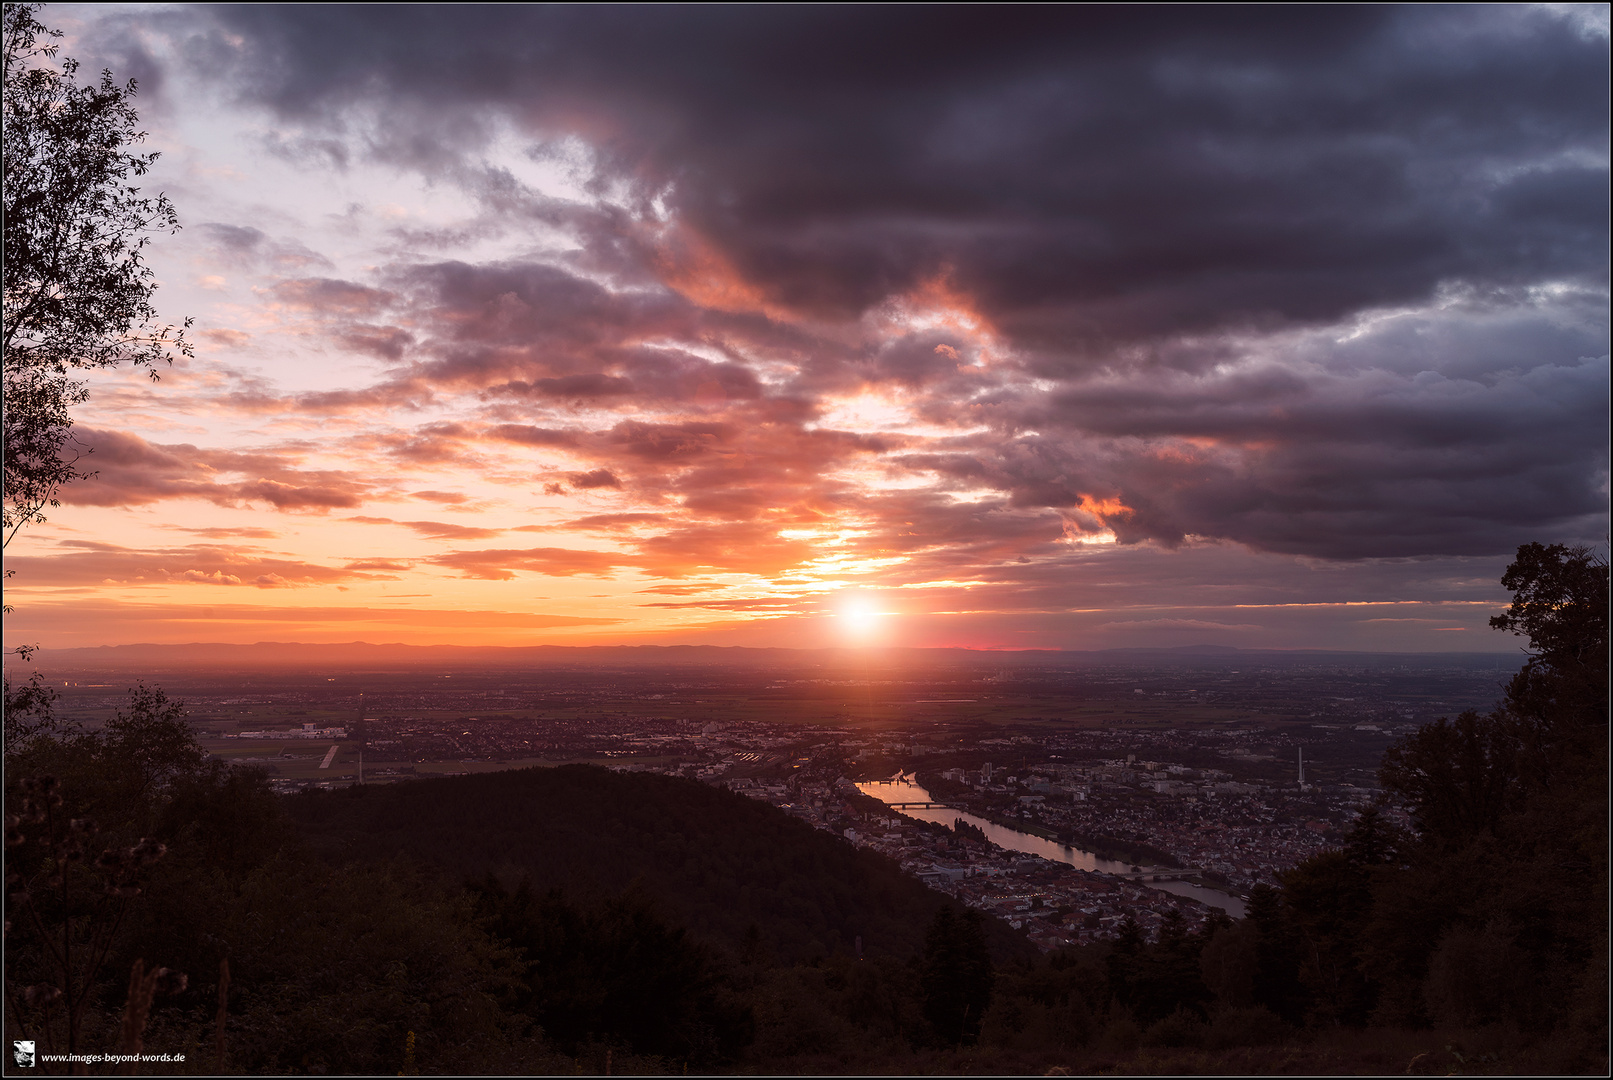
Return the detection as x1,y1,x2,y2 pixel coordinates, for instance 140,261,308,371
213,956,230,1073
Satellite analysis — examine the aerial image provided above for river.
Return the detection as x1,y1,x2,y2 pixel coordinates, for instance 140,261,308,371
857,776,1247,918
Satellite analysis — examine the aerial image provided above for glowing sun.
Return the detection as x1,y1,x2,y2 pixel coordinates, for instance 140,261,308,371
839,597,883,638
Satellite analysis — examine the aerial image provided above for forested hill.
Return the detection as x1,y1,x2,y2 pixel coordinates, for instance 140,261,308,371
285,764,1033,964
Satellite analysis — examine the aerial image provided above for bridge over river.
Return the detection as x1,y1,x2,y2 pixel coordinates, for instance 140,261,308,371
1109,867,1205,882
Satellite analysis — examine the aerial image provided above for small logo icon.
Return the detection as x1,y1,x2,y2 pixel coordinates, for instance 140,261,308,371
13,1041,37,1067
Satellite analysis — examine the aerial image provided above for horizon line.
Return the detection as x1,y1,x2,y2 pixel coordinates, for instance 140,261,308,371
12,639,1522,657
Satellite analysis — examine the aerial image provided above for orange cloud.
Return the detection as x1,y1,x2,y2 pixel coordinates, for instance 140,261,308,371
632,521,817,578
427,545,633,580
557,513,669,532
343,517,505,540
4,540,394,589
1077,494,1132,518
650,225,774,316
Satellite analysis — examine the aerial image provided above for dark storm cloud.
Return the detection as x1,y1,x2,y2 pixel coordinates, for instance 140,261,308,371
566,469,622,491
338,325,415,362
60,428,373,511
377,259,819,398
486,424,582,449
207,5,1605,330
272,277,394,315
494,373,635,400
165,5,1606,562
988,343,1610,557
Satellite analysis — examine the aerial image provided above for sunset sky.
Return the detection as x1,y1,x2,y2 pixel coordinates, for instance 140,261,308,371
5,5,1608,652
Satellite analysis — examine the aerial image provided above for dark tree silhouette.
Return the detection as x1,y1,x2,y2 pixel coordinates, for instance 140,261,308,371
920,906,994,1046
1378,710,1517,849
1490,543,1609,784
1349,541,1609,1041
2,3,191,548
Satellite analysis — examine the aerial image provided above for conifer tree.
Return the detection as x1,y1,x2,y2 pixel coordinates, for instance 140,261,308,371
920,905,993,1046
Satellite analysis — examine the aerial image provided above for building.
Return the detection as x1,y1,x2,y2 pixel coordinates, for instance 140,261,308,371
232,723,348,740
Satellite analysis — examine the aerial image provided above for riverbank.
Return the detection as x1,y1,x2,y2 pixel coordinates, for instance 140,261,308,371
1056,828,1179,870
913,771,1181,868
861,776,1247,918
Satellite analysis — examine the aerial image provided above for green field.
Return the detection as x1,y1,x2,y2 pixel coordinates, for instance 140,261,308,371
201,737,577,780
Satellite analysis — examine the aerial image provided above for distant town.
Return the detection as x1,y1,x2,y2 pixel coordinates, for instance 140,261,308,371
39,648,1512,949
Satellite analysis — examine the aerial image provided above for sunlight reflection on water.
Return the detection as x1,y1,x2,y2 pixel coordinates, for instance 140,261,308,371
858,775,1247,918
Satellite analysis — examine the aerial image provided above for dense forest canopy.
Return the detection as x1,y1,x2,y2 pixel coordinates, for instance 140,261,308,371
281,763,1032,966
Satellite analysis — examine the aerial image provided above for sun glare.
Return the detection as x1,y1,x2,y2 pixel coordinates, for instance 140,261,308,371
838,596,883,638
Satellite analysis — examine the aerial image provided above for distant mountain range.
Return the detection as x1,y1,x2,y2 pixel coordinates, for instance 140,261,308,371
23,639,1517,670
